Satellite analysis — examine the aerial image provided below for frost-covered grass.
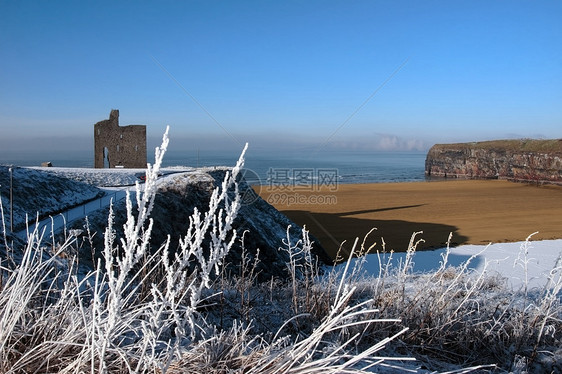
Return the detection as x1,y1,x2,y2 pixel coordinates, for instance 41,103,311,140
340,233,562,371
0,128,561,373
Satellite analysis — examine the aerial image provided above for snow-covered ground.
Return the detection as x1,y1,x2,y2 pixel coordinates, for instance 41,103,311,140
30,166,196,186
0,165,103,230
13,167,212,238
348,236,562,291
2,164,561,372
12,166,238,240
15,186,130,239
6,166,562,294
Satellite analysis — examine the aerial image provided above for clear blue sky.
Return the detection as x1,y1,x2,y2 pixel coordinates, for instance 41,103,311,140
1,0,561,159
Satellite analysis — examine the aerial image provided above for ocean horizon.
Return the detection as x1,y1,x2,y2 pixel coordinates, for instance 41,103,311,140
0,149,427,186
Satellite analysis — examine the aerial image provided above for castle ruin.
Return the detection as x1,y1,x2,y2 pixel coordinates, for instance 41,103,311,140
94,109,147,168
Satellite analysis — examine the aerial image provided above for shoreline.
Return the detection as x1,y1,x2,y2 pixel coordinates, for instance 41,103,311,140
256,179,562,260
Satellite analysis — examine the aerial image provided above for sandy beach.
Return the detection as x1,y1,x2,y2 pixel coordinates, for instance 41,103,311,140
257,180,562,259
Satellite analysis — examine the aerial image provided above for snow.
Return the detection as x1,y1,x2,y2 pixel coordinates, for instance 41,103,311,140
16,186,131,239
2,164,561,373
30,166,196,187
347,237,562,291
0,165,103,230
12,166,233,239
6,166,562,293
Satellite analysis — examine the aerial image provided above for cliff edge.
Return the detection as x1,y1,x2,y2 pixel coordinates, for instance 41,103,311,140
425,139,562,184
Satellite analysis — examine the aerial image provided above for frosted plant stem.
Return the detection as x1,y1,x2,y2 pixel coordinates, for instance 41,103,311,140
0,196,7,248
514,232,538,298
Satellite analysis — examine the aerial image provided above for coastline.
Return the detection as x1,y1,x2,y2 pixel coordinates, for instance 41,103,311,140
257,179,562,260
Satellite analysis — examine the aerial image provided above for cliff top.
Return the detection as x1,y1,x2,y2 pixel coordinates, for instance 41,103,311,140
430,139,562,154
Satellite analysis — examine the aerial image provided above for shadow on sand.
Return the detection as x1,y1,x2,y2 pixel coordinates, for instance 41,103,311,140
282,206,470,263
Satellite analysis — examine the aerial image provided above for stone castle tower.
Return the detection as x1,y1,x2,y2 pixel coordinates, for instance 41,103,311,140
94,109,147,168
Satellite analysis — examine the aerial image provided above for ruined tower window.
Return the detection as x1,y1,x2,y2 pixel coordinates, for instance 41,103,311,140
120,134,123,139
117,145,120,152
135,145,138,152
97,129,100,135
103,147,110,168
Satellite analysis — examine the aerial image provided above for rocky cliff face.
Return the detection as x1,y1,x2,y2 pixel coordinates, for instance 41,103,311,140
425,139,562,184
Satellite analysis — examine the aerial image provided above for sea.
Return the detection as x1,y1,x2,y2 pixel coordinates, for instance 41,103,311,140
1,149,428,186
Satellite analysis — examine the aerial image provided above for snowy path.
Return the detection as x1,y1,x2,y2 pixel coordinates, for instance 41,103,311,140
15,186,134,241
12,168,212,242
13,168,198,241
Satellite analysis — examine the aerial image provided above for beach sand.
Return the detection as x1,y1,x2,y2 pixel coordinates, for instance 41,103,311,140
256,180,562,259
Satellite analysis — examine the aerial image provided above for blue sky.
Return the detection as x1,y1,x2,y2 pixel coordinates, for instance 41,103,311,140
1,0,561,159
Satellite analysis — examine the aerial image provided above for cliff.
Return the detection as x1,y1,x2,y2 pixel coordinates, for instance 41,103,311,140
425,139,562,184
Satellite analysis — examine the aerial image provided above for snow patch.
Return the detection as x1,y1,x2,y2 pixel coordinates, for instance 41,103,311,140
347,238,562,291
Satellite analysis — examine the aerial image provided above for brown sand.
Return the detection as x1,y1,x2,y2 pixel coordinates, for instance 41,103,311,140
256,180,562,259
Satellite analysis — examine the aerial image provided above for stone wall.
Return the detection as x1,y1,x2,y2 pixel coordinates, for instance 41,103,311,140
425,139,562,184
94,109,147,168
